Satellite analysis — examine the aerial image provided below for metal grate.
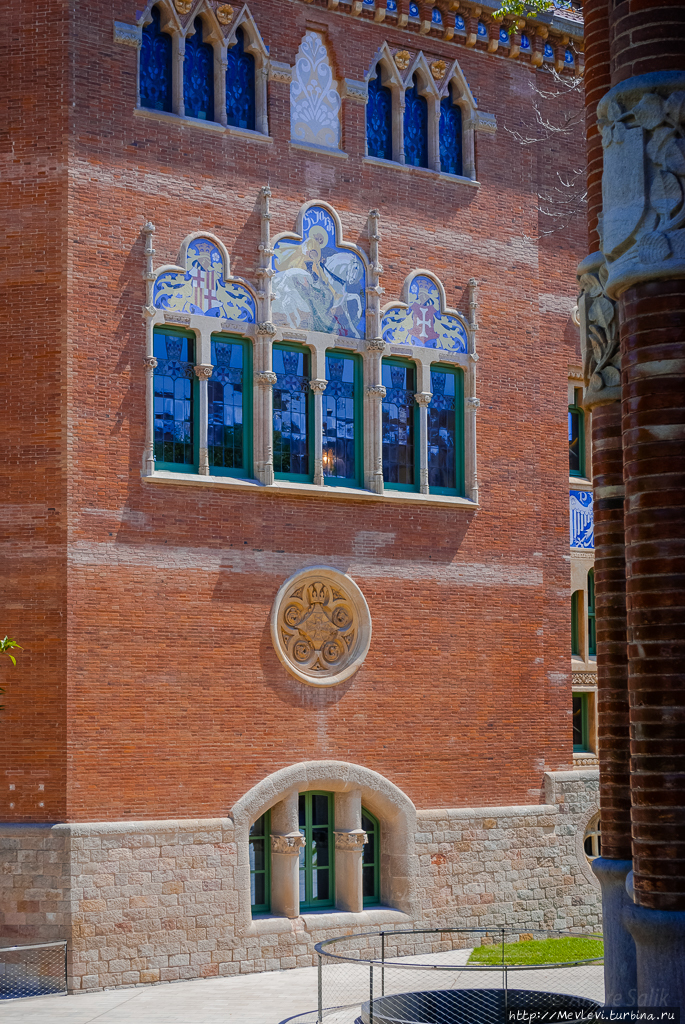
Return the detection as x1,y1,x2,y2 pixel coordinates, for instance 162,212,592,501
0,941,67,1000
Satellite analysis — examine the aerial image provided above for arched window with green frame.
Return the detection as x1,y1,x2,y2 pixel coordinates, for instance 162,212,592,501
587,568,596,656
571,590,581,656
361,807,380,905
249,811,270,913
298,792,334,910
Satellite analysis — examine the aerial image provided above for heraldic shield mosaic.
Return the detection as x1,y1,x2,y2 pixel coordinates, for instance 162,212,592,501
271,206,367,338
382,275,468,351
153,238,256,321
570,490,594,550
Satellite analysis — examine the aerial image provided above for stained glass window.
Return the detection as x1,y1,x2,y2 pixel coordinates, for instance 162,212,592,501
367,66,392,160
439,84,463,176
323,353,358,484
140,6,172,113
299,793,334,910
569,387,584,477
273,346,310,478
226,28,255,131
428,367,463,493
382,361,416,489
404,75,428,168
184,18,214,121
250,812,270,913
153,331,195,467
209,340,248,474
362,808,380,905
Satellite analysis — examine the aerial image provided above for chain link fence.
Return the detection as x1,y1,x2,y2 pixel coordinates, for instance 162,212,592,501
0,941,68,1000
287,927,604,1024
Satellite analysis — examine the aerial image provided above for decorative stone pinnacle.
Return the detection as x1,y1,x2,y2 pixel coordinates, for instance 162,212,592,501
194,364,214,380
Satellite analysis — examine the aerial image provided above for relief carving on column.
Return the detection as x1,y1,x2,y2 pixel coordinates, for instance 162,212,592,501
598,71,685,297
271,832,307,855
334,829,368,851
271,567,372,686
576,251,620,408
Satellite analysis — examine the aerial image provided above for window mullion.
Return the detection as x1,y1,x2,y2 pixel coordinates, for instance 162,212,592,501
173,34,185,117
415,391,431,494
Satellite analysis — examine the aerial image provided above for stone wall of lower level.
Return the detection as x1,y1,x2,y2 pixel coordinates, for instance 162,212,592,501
0,769,600,993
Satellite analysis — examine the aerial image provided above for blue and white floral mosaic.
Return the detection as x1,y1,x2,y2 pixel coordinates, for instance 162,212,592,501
570,490,594,550
382,275,468,351
153,238,255,320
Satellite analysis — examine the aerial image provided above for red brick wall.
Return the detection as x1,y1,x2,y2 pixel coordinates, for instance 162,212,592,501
1,0,586,823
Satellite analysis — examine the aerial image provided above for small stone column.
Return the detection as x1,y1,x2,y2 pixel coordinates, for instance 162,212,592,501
364,337,386,494
194,364,214,475
270,793,304,919
310,379,328,486
334,790,366,913
143,356,158,476
414,392,432,494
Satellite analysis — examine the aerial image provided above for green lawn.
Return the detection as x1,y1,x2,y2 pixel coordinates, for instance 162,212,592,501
467,936,604,966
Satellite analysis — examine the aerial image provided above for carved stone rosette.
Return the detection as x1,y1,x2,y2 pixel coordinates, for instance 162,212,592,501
334,830,368,851
271,832,307,855
271,567,372,686
598,71,685,297
576,251,620,408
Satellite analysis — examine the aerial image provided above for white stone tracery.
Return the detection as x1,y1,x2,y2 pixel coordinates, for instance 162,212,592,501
290,31,342,150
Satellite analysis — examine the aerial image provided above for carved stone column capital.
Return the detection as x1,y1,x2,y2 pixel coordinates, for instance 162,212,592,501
257,321,277,336
255,371,277,388
309,378,328,394
334,829,367,851
577,251,620,409
467,396,480,409
143,356,158,371
366,385,387,399
598,71,685,298
366,338,386,352
414,391,432,407
194,364,214,380
271,832,306,855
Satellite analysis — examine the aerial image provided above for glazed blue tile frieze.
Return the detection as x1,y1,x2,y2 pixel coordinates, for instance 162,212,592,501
382,275,468,351
570,490,594,550
153,238,256,321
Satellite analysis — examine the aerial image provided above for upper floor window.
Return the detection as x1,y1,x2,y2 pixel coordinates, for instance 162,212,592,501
428,367,464,494
382,360,417,491
362,808,380,905
209,338,251,477
404,75,428,168
587,568,596,656
153,330,196,470
226,27,255,130
273,345,311,481
439,84,463,176
140,6,172,113
323,352,362,487
249,811,270,913
569,387,585,477
184,17,215,121
367,66,393,160
299,792,334,910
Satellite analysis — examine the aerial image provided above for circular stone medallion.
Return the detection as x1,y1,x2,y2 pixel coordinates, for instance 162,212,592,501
271,567,372,686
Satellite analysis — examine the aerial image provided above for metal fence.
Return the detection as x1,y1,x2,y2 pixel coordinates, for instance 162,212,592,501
288,927,604,1024
0,941,67,1000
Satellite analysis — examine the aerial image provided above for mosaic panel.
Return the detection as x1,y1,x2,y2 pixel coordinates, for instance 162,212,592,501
570,490,594,550
290,32,341,149
272,206,366,338
382,275,468,351
153,238,256,321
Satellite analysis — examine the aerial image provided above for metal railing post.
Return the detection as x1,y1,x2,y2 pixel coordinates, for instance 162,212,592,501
64,940,68,994
381,930,385,997
502,926,508,1018
369,961,374,1024
317,953,323,1024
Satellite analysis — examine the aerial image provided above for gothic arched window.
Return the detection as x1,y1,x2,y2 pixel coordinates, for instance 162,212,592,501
439,84,463,176
226,27,256,131
403,75,428,168
183,18,215,121
140,6,172,113
366,66,392,160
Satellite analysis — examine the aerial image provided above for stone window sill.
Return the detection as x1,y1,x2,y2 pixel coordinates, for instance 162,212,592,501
133,107,272,143
289,141,349,159
246,906,411,937
143,470,479,509
362,156,479,187
569,476,592,488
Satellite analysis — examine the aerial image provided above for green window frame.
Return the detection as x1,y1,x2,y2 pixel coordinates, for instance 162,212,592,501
427,364,465,496
573,692,590,752
273,343,313,483
298,792,334,910
382,357,419,492
569,387,585,478
153,328,199,473
361,807,380,906
323,350,363,488
249,811,271,914
587,568,596,656
208,335,253,479
571,590,581,657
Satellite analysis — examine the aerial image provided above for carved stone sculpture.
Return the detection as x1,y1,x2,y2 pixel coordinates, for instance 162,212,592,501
271,567,372,686
598,71,685,297
271,832,307,855
577,251,620,407
334,830,368,851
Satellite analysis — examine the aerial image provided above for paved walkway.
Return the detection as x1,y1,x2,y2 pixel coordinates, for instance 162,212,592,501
2,951,605,1024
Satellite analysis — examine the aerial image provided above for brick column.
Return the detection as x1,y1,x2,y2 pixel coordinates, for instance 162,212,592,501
597,1,685,1002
